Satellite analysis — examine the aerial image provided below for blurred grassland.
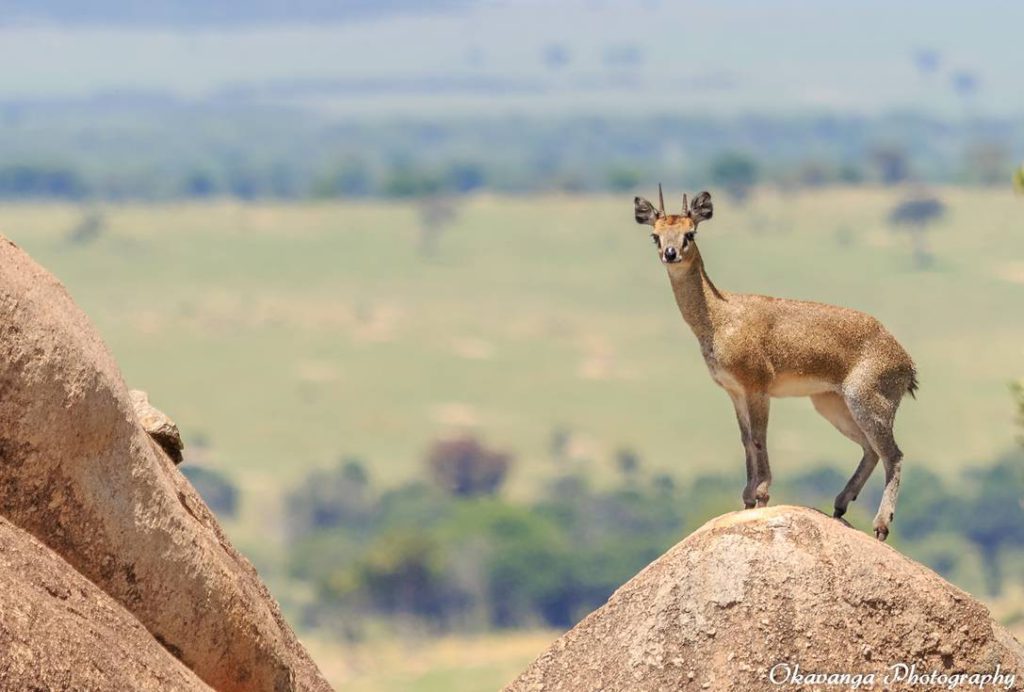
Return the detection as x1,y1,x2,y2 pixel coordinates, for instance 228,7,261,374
0,189,1019,507
2,188,1023,690
304,630,558,691
1,186,1022,570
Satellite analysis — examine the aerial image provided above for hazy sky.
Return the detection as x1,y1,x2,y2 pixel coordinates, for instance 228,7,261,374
1,0,1020,117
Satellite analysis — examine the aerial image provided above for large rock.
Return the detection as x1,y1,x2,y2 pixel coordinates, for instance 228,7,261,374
507,506,1024,691
0,237,331,692
0,516,209,690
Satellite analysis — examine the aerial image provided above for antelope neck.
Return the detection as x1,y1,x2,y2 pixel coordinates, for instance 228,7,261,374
666,246,725,344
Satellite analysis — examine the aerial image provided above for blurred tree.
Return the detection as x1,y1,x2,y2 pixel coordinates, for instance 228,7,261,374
286,457,373,537
959,459,1024,596
339,530,464,625
444,162,486,194
180,169,220,197
416,195,459,258
780,466,847,508
427,436,512,497
312,159,373,198
544,473,589,507
906,534,976,584
533,476,685,626
0,163,87,199
382,167,442,198
838,164,865,185
684,474,743,523
549,426,572,464
889,193,946,269
651,473,676,495
180,466,238,519
225,167,259,200
441,501,569,627
5,110,1024,201
288,527,364,587
870,146,911,186
606,165,642,192
614,448,641,480
709,152,759,202
1013,381,1024,445
375,481,452,531
266,161,299,198
286,452,1024,633
891,467,956,541
66,208,105,246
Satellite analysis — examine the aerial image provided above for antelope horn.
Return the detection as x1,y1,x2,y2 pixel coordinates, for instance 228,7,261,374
682,193,689,215
658,183,665,215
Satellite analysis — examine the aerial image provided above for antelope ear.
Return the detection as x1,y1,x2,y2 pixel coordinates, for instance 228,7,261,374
690,191,713,225
634,196,661,226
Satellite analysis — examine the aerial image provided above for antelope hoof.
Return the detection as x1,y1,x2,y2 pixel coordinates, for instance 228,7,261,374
873,521,890,541
743,501,756,510
873,510,894,541
832,506,846,519
755,497,769,509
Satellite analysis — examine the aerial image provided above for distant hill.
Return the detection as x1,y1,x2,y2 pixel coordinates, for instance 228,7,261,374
0,1,1020,116
0,0,465,26
0,101,1019,200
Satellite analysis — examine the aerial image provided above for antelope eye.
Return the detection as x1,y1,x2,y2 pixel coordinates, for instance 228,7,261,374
650,234,661,248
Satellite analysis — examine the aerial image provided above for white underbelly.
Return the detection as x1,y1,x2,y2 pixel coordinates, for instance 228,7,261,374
768,374,836,398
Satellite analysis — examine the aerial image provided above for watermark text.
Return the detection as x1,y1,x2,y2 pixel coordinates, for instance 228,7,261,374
768,662,1016,689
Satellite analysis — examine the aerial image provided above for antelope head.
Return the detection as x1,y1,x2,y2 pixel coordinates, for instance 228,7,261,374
634,185,714,264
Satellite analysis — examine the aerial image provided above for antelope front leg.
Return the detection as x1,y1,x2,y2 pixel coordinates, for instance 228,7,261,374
730,394,757,509
745,394,772,508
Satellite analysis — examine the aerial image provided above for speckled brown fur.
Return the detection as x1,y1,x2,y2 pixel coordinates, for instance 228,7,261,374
635,190,917,540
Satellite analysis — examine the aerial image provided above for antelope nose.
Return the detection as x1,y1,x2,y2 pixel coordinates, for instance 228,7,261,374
663,246,678,262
